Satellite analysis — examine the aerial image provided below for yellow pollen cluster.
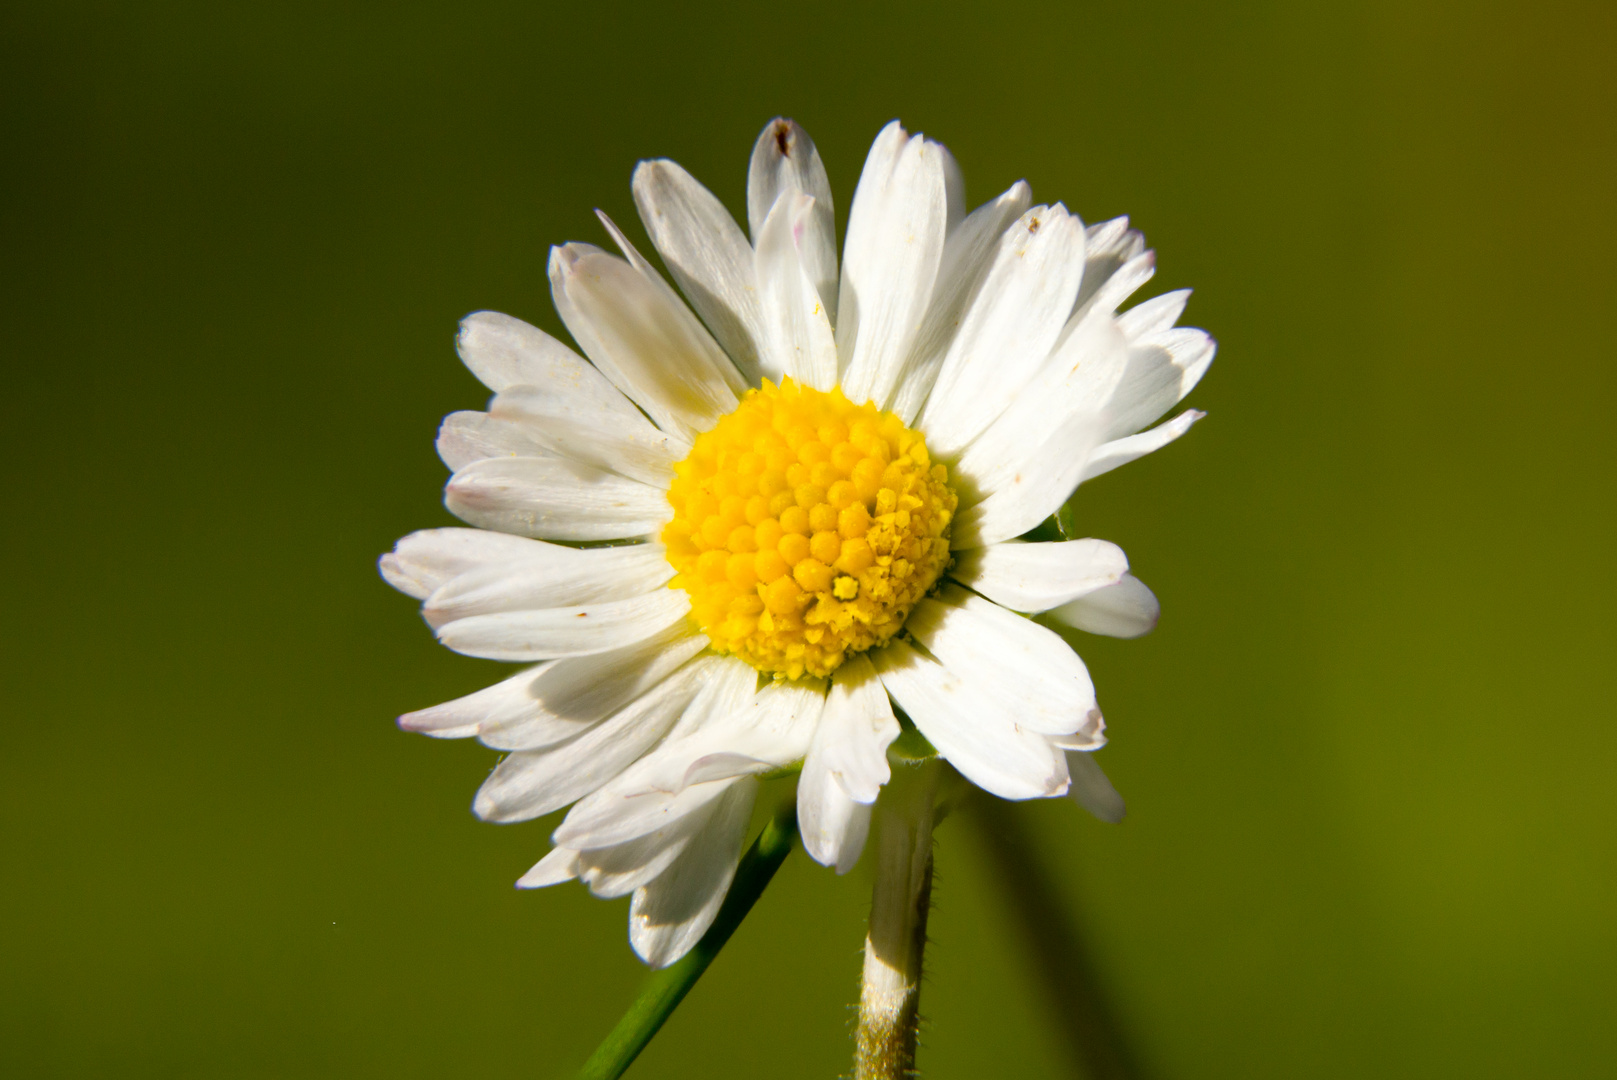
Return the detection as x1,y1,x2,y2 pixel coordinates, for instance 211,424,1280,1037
662,379,957,680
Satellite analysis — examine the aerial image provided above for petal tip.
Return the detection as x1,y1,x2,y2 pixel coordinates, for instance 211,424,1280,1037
471,788,502,823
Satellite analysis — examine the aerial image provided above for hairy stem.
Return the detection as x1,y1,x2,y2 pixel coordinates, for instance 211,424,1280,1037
855,761,943,1080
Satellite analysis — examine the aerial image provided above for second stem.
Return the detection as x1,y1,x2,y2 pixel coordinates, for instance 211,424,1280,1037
855,760,943,1080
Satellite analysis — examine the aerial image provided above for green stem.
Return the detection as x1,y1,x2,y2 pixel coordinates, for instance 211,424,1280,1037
575,802,799,1080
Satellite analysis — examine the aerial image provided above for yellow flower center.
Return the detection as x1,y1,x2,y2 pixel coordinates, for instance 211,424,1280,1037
662,379,957,680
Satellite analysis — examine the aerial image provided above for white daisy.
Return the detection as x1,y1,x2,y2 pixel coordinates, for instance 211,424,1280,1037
381,118,1213,968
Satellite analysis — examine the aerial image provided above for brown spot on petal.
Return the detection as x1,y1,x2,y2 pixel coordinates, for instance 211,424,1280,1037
774,120,792,157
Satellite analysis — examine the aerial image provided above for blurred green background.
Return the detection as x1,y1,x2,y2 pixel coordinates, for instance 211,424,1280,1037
4,1,1614,1076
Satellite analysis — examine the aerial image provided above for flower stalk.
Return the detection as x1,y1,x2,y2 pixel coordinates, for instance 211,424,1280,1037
855,760,945,1080
575,803,799,1080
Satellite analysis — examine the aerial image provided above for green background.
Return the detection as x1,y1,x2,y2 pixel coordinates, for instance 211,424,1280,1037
4,1,1614,1076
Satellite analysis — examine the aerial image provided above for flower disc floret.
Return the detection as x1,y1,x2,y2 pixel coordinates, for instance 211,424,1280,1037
663,379,957,680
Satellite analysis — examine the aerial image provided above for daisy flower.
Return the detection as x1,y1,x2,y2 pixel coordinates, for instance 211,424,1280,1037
381,118,1213,968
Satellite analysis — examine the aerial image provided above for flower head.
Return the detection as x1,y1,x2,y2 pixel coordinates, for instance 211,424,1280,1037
381,118,1213,966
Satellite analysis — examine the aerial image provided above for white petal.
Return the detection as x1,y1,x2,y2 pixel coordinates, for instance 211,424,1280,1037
702,677,824,773
489,384,684,487
797,769,871,875
397,664,549,739
517,846,579,889
1117,289,1191,340
630,778,757,968
1102,328,1216,442
953,312,1129,507
836,122,950,410
471,656,715,823
632,677,825,796
664,656,761,742
888,182,1034,423
579,840,691,900
1081,409,1205,482
798,655,894,873
436,588,691,662
905,584,1098,737
675,751,780,789
379,527,554,600
436,411,554,472
753,192,839,391
1072,250,1155,331
583,848,687,900
555,672,819,848
1070,217,1147,322
808,654,897,803
444,456,670,541
632,160,764,384
421,543,674,628
870,638,1068,800
747,118,837,322
456,311,631,398
840,120,904,243
556,770,737,850
549,242,741,440
573,800,723,899
1049,708,1107,751
1066,751,1126,824
479,627,707,751
918,205,1088,456
939,142,967,232
1049,573,1160,638
451,310,683,482
949,538,1127,613
951,410,1108,549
